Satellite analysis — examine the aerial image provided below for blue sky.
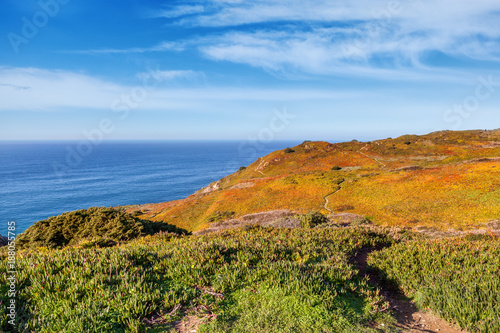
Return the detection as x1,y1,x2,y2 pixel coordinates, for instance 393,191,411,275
1,0,500,141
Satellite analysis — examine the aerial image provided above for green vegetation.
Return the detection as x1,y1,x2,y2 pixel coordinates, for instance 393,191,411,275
296,211,329,228
15,207,188,250
4,224,499,332
368,235,500,332
1,226,408,332
206,211,236,223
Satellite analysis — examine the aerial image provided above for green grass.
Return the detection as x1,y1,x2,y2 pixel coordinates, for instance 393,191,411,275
368,234,500,332
1,226,404,332
3,224,500,332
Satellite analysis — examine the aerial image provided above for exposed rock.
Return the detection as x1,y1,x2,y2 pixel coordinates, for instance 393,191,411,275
197,181,222,195
229,182,255,190
0,234,8,247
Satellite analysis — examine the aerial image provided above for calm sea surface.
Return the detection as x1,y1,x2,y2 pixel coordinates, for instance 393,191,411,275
0,141,299,235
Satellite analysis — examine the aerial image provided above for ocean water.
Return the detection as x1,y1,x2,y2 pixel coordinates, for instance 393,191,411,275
0,141,299,236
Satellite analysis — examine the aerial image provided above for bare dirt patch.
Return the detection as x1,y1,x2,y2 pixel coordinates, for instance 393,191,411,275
171,305,217,333
194,210,299,235
329,212,369,225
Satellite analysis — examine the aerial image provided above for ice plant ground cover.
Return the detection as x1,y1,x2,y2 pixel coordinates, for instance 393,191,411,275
1,225,499,332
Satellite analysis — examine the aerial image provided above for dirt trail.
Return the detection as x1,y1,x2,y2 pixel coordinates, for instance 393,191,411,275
323,179,345,212
359,144,388,168
353,248,466,333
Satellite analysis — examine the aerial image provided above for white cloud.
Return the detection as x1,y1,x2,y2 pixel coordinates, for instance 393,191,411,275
0,67,123,111
64,1,500,80
0,83,32,91
63,41,185,55
0,67,359,112
197,29,483,82
136,70,205,83
153,5,205,18
174,0,500,35
160,0,500,77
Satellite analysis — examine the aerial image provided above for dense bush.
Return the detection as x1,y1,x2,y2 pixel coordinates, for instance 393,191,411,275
296,211,329,228
15,207,188,250
206,211,235,223
284,148,295,153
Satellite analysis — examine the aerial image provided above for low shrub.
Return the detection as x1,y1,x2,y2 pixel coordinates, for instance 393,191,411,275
335,205,354,211
296,211,329,228
206,211,235,223
15,207,188,250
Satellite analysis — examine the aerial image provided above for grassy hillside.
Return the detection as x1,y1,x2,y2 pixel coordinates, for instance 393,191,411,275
0,225,413,332
126,129,500,232
2,225,499,332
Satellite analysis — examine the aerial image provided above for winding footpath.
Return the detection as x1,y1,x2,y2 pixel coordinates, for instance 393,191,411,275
323,179,345,213
359,144,388,168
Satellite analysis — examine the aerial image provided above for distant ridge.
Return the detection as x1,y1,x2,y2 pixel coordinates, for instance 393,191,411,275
125,129,500,232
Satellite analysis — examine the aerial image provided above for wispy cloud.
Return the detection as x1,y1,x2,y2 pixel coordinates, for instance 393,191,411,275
152,5,205,18
63,42,185,55
172,0,500,34
0,67,123,111
136,70,205,83
156,0,500,78
0,83,32,91
194,28,487,83
0,67,360,112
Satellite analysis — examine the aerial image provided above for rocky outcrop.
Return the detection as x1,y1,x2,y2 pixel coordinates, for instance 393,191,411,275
196,180,222,195
229,182,255,190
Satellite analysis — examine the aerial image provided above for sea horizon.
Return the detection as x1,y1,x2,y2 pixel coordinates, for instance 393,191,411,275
1,140,302,235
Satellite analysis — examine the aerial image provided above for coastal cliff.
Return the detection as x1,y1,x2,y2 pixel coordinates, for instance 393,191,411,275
126,129,500,233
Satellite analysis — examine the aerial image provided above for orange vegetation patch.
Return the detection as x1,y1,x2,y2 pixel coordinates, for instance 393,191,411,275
329,161,500,229
125,129,500,232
